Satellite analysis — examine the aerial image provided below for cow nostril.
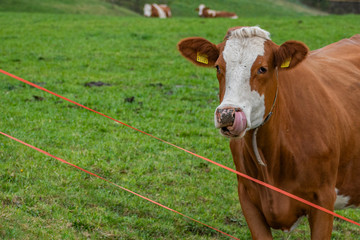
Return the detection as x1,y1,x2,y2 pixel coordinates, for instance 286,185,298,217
222,127,229,132
216,108,237,127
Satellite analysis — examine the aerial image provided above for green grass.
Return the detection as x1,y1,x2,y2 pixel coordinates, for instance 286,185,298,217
0,10,359,240
0,0,139,16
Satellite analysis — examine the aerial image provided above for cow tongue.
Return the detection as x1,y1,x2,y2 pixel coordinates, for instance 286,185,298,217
227,111,247,135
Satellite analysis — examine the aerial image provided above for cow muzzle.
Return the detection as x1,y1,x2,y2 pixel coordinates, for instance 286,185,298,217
215,107,247,137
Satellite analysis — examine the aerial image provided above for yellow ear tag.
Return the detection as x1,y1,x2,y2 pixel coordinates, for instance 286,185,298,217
197,52,208,64
281,58,291,68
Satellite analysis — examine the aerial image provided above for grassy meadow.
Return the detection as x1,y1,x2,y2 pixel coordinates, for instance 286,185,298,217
0,0,139,16
0,1,360,239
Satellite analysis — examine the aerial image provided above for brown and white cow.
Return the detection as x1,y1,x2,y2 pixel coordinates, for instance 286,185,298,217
178,26,360,239
144,3,171,18
197,4,238,19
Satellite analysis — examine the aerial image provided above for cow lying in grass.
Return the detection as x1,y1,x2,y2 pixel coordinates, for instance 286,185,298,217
197,4,238,19
144,3,171,18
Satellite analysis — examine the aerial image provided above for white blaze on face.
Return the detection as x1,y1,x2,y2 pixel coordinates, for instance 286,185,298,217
198,4,205,16
144,4,152,17
218,27,271,130
152,4,167,18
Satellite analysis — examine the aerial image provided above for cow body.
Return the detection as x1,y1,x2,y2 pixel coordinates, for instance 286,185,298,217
144,3,171,18
178,27,360,239
197,4,238,19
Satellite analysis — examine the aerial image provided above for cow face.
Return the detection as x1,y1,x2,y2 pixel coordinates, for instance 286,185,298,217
196,4,206,16
178,26,308,138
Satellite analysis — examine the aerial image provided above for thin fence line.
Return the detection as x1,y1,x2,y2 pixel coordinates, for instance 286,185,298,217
1,69,359,227
0,131,240,240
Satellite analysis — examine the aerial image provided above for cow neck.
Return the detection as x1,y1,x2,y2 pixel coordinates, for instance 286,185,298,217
252,67,279,166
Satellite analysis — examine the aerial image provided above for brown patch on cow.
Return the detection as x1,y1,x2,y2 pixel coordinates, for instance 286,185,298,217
198,5,238,19
177,37,219,67
274,40,309,69
214,42,226,102
215,11,238,18
146,4,171,18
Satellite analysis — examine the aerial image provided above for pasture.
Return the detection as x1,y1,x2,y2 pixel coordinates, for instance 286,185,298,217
0,8,360,240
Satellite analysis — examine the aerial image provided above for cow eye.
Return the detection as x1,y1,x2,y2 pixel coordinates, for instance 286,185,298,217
215,65,221,74
258,67,267,74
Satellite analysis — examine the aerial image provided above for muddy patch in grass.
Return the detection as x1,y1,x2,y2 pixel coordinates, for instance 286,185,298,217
84,81,112,87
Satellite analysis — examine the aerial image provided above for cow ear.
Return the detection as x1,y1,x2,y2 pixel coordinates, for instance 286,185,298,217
274,40,309,70
177,37,219,67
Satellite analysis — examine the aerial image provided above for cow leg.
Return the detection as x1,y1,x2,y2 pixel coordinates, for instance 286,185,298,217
308,209,333,239
308,191,336,240
238,183,273,240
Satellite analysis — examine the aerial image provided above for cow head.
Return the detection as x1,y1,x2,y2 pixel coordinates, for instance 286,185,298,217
178,26,308,138
196,4,208,16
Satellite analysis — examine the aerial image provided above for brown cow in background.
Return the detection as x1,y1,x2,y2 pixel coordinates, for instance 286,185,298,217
144,3,171,18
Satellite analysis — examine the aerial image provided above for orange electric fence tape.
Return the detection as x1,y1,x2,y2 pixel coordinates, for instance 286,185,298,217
0,131,240,239
1,69,359,228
